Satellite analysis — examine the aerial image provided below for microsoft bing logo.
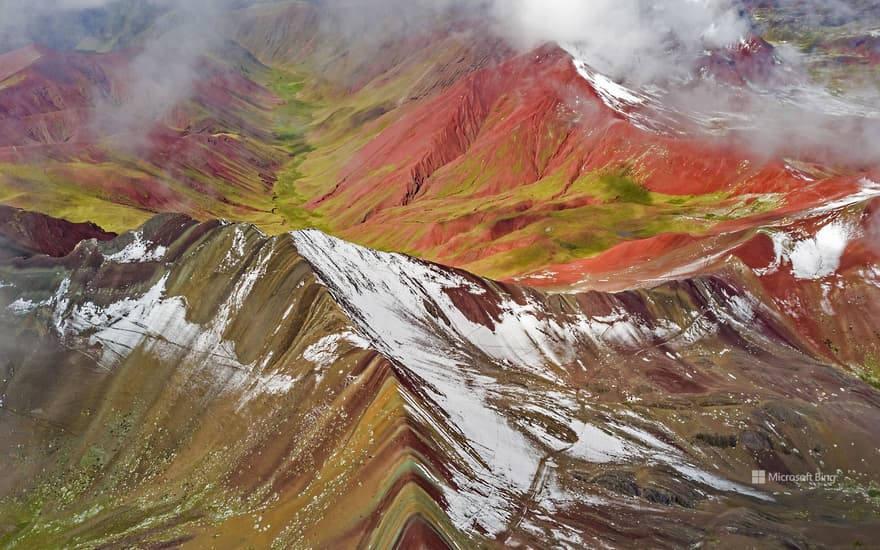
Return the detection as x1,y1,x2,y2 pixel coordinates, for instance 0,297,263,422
750,470,837,485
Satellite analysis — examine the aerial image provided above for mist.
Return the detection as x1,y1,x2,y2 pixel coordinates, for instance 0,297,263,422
89,1,235,145
0,0,241,150
485,0,880,165
3,0,880,166
492,0,750,84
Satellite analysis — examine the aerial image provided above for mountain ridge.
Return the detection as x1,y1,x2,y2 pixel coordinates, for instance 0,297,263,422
1,2,880,547
0,209,878,547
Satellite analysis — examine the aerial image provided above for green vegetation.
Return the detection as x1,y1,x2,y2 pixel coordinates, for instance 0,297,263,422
339,160,774,279
0,162,154,233
273,159,329,231
266,70,314,150
599,172,653,205
261,68,331,232
856,352,880,390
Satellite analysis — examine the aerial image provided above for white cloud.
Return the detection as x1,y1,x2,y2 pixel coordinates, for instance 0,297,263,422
493,0,749,83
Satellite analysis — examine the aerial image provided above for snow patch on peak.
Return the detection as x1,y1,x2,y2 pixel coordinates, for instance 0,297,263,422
573,59,645,109
292,229,577,381
104,231,167,264
570,58,661,134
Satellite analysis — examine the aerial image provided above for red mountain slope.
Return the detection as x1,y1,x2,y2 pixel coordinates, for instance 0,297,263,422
0,44,286,228
300,44,876,279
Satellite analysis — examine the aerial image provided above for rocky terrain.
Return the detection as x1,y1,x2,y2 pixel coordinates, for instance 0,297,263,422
0,1,878,548
0,211,877,548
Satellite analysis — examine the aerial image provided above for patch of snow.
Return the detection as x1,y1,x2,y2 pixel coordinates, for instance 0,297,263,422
784,163,815,182
571,58,659,133
51,277,72,333
672,463,769,500
576,61,645,108
789,222,853,280
7,298,47,315
239,371,299,407
574,309,677,349
221,226,249,270
303,331,369,383
566,420,635,463
516,270,558,282
820,283,835,315
104,231,167,264
49,245,278,385
57,274,242,370
762,218,858,280
863,266,880,289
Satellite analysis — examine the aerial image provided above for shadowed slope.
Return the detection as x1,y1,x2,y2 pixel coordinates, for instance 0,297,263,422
0,205,114,260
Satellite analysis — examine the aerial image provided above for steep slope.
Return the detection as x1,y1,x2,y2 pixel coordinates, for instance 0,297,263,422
0,215,427,548
2,7,877,284
0,206,114,260
296,43,877,278
0,213,878,548
0,43,288,232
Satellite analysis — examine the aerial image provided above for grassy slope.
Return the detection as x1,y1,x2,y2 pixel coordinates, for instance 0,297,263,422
0,51,786,280
258,65,785,279
0,15,824,280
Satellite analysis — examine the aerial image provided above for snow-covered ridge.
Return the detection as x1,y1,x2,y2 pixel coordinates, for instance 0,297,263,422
572,59,646,111
567,47,880,140
570,58,669,134
293,230,681,379
291,229,770,536
2,229,347,407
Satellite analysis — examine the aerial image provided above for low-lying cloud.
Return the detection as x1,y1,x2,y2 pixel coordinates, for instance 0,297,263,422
492,0,750,84
2,0,879,165
488,0,880,165
0,0,240,147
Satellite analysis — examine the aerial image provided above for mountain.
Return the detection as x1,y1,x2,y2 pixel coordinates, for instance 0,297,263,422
0,213,878,548
0,205,114,260
1,1,880,548
0,41,288,232
1,3,878,280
